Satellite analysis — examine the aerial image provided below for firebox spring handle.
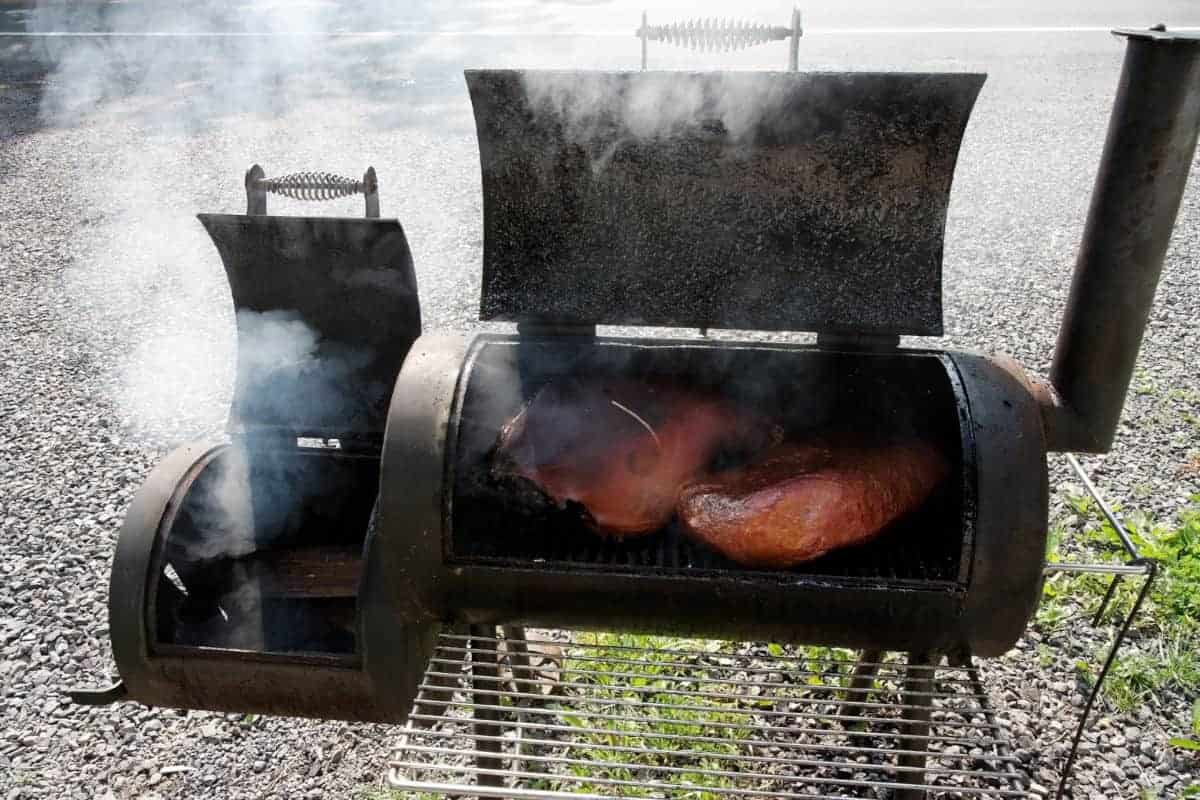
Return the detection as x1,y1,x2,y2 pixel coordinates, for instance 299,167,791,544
244,164,381,218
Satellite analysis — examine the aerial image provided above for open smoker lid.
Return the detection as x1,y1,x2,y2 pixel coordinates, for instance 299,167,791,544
468,70,985,335
198,214,421,442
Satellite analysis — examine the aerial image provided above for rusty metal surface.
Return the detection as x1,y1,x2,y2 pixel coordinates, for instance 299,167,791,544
198,214,421,441
1046,29,1200,452
467,70,984,335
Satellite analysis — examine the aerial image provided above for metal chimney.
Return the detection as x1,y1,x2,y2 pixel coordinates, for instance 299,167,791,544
1044,27,1200,452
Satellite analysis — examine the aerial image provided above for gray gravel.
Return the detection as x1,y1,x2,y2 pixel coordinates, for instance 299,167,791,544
3,6,1200,799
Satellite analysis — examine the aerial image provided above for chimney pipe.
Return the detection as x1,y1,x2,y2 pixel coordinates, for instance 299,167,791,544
1044,27,1200,453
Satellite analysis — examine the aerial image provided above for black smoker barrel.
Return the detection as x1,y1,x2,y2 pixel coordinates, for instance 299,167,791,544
369,66,1053,661
373,334,1048,658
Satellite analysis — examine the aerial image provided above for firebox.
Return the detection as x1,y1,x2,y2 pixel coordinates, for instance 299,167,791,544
100,178,432,722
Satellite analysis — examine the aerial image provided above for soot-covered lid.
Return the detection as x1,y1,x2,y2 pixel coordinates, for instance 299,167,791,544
468,70,984,335
199,214,421,442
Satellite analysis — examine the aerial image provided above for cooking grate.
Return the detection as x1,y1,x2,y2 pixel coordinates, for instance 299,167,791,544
448,509,965,587
387,631,1041,799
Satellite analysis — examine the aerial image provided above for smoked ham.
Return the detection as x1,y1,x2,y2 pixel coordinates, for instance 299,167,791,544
495,378,773,537
677,441,948,568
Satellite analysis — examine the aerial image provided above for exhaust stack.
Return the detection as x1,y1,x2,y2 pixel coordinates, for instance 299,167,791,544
1046,27,1200,452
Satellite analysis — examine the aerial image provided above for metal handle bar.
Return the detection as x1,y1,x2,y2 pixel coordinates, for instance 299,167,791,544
245,164,380,218
636,7,803,70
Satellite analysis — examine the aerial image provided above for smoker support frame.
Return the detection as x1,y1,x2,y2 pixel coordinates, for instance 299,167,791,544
384,454,1155,799
1045,454,1158,800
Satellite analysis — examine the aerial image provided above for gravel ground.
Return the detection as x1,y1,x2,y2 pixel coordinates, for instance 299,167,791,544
3,7,1200,800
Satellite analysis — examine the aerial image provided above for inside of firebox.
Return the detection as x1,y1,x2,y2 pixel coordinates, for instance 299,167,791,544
151,445,376,658
451,338,969,584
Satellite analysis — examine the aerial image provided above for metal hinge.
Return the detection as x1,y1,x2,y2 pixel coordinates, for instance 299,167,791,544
815,332,901,351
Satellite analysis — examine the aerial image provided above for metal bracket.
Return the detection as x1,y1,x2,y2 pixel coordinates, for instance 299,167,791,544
245,164,381,218
65,681,128,706
1042,454,1158,800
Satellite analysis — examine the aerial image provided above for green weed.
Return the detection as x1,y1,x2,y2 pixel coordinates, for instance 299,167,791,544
1133,369,1158,397
549,632,752,795
1037,644,1056,669
356,790,438,800
1041,494,1200,746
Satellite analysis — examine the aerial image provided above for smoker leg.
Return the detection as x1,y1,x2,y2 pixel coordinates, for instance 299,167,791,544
894,652,936,800
843,649,883,725
411,623,469,728
469,625,505,788
501,625,537,696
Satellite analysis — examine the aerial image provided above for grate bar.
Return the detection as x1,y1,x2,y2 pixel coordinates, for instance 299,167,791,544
405,712,1018,763
390,760,1031,799
410,707,1004,747
426,660,990,702
443,632,979,670
389,631,1039,799
435,639,985,686
393,743,1030,796
420,669,993,718
414,682,1000,729
405,727,1025,780
409,703,1006,748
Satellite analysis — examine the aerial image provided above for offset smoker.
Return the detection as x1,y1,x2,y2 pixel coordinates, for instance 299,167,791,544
79,28,1200,775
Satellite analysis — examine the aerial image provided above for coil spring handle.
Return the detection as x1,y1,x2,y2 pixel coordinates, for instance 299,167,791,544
637,7,803,71
245,164,380,218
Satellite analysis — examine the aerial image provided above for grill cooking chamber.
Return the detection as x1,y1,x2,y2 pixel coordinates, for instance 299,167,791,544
369,334,1047,659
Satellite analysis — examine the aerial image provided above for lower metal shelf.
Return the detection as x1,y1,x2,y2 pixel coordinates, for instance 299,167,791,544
387,630,1040,799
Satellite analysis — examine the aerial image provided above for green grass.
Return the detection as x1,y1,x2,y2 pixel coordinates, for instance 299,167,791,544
1168,388,1200,404
1041,492,1200,745
549,632,755,797
1166,699,1200,753
1133,369,1159,397
543,634,866,796
354,790,415,800
371,634,875,798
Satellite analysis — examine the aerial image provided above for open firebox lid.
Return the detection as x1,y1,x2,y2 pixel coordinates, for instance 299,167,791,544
198,214,421,443
468,70,984,335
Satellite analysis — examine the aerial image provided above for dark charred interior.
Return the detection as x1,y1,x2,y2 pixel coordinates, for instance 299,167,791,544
152,445,376,658
450,337,970,585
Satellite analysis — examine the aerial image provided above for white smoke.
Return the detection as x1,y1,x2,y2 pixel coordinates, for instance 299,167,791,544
522,70,800,150
235,309,319,380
